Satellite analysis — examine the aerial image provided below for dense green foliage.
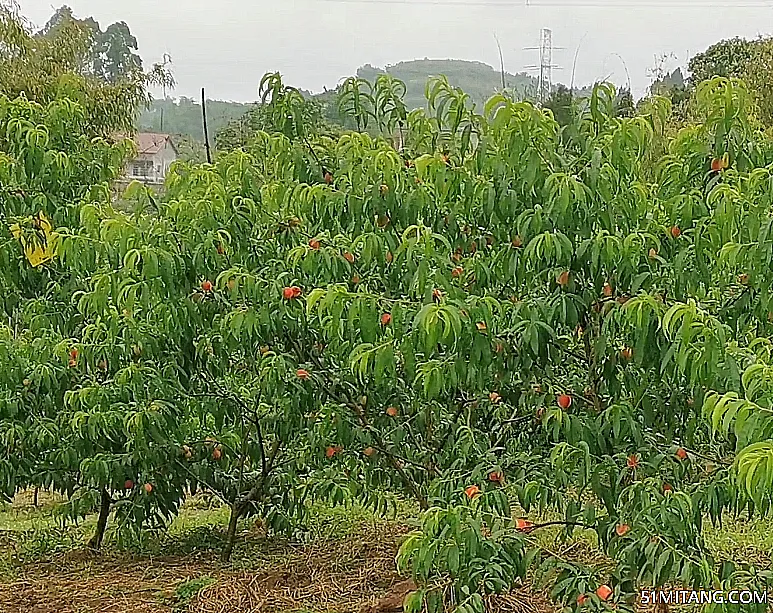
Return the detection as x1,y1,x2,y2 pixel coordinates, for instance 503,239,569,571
40,5,144,83
0,2,168,135
5,62,773,612
215,74,346,152
684,36,773,126
6,6,773,612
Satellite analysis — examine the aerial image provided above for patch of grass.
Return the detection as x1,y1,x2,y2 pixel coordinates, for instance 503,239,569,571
704,516,773,567
0,496,69,532
108,504,231,556
173,576,215,611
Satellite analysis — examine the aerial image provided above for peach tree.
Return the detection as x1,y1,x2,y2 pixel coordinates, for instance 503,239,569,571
3,64,773,613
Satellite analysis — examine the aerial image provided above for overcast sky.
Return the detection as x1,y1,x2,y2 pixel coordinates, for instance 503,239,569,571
17,0,773,102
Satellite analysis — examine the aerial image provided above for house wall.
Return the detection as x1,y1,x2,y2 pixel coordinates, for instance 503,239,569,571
124,141,178,184
158,141,177,177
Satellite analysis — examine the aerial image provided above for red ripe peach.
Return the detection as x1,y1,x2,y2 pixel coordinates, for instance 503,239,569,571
711,156,728,172
143,483,153,494
676,447,688,460
615,524,630,537
515,518,534,532
557,271,570,287
386,406,398,417
308,239,321,250
124,479,134,490
343,251,355,264
201,280,213,292
380,313,392,326
557,394,572,410
296,369,310,380
596,585,613,601
464,485,481,499
282,287,295,300
670,226,681,238
488,471,504,483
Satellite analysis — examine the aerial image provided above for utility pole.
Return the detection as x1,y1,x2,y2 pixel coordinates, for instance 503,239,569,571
525,28,563,104
201,88,212,164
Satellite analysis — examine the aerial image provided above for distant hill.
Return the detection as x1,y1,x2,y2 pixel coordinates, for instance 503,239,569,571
138,59,541,143
138,97,252,142
356,59,539,111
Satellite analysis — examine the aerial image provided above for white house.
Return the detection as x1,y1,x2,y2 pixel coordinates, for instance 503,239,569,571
124,133,177,185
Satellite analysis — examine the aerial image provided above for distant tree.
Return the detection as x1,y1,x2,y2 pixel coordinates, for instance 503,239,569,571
139,97,246,142
614,87,635,118
742,38,773,127
172,134,207,163
651,67,685,95
0,2,148,134
686,36,773,126
92,21,142,82
543,84,574,128
38,6,143,83
688,37,756,85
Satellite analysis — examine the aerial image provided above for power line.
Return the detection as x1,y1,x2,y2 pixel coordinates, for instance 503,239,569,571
313,0,772,6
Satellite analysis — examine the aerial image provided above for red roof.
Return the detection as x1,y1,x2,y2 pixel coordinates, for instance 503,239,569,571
134,132,176,155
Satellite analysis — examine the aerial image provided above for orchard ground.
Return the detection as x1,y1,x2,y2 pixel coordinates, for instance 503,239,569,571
0,492,770,613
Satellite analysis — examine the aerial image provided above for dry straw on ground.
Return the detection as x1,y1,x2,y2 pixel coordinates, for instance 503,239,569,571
0,520,560,613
